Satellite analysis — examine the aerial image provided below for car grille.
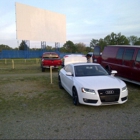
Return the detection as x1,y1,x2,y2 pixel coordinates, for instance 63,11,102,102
98,88,120,103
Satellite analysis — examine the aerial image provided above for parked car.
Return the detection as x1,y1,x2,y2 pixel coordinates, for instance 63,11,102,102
61,54,87,67
93,45,140,85
41,52,62,72
58,62,128,106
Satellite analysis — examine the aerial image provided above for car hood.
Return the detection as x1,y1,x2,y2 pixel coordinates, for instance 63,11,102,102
75,75,125,89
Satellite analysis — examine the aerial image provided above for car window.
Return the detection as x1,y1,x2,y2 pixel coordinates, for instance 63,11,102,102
93,46,101,56
116,48,125,59
65,65,73,73
74,65,108,77
123,49,134,60
136,50,140,62
42,53,59,59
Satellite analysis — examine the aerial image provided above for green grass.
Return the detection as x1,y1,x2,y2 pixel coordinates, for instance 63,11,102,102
0,58,40,64
0,74,72,115
0,58,41,72
0,66,59,74
0,70,140,139
0,70,140,115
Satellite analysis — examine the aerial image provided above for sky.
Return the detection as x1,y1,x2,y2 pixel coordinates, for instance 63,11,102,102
0,0,140,48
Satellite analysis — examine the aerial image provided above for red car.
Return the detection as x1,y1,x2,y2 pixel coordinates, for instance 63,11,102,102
41,52,62,72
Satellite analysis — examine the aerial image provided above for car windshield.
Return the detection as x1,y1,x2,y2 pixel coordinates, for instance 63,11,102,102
43,53,59,59
74,65,109,77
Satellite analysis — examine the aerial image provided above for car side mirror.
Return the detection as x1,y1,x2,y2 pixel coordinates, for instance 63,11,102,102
66,72,73,76
111,70,117,76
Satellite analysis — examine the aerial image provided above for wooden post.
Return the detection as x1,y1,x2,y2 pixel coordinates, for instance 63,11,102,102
5,59,7,64
12,59,14,69
50,66,53,84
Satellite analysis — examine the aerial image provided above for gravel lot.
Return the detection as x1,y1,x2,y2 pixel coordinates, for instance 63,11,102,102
0,72,140,139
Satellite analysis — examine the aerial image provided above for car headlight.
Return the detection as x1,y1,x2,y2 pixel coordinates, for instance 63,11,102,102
122,86,127,91
81,87,96,94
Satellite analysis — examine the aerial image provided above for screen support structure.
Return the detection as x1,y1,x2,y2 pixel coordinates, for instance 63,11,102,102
41,41,46,50
55,42,60,53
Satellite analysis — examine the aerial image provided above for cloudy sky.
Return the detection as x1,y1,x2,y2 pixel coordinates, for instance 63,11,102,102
0,0,140,48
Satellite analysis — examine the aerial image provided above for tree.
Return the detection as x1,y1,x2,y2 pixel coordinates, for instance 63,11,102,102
128,36,138,45
46,45,53,51
117,35,129,45
0,44,12,51
104,32,119,45
19,40,29,50
86,46,93,52
110,32,117,45
59,46,67,52
98,38,107,51
90,39,99,49
104,32,129,45
63,40,76,53
75,43,86,53
90,32,130,52
104,35,111,45
134,38,140,45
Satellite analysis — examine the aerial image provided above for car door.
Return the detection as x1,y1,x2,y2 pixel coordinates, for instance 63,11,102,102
115,48,125,76
120,48,135,79
60,68,67,89
132,49,140,82
63,65,74,96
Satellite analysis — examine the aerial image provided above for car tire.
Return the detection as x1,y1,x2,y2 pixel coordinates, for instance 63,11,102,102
59,77,63,89
42,67,45,72
73,87,79,106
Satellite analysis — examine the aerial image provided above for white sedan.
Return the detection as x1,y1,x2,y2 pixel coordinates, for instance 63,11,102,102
58,63,128,106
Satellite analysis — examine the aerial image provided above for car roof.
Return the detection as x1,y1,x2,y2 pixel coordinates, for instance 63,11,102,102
64,54,85,57
107,45,140,48
69,62,100,66
63,54,87,65
87,52,93,55
43,52,58,54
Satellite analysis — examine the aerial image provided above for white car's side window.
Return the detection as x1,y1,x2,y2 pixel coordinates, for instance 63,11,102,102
69,66,73,74
64,65,68,72
65,65,73,74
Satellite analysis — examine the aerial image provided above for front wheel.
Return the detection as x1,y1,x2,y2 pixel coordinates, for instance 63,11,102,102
42,67,45,72
73,87,79,106
58,77,63,89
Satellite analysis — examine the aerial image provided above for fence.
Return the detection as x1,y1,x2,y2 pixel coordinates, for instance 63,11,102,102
0,58,41,70
0,50,56,59
0,50,83,70
0,50,74,59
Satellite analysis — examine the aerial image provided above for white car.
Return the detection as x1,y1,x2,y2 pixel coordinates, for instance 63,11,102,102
62,54,87,66
58,63,128,106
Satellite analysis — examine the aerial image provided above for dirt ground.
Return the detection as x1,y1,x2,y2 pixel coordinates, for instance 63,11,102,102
0,72,140,139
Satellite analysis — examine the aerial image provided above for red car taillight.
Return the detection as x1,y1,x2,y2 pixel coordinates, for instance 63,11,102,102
64,55,69,58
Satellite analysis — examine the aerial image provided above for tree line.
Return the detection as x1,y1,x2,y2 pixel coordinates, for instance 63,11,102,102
90,32,140,51
0,32,140,53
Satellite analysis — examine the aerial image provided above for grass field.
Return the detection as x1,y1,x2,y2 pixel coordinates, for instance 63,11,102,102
0,58,41,71
0,68,140,139
0,64,139,112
